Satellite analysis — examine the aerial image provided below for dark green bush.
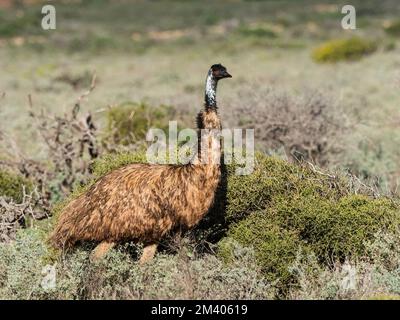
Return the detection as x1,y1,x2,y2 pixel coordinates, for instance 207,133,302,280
219,215,301,286
218,154,400,291
0,170,32,203
92,151,147,177
105,102,176,146
0,10,42,38
223,154,344,223
220,194,399,287
384,20,400,37
312,37,377,63
238,26,277,38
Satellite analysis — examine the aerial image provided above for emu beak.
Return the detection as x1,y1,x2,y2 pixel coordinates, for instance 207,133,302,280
224,72,232,78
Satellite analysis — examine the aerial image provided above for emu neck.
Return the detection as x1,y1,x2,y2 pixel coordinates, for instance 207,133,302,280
192,70,222,166
194,105,222,166
204,72,218,110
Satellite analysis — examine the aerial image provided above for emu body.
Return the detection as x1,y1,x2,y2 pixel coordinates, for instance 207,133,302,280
51,162,220,246
50,64,231,262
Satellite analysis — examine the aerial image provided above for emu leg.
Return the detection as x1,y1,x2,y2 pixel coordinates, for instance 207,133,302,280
90,241,115,261
139,243,158,264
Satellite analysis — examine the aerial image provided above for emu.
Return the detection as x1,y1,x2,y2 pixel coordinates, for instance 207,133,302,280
50,64,232,263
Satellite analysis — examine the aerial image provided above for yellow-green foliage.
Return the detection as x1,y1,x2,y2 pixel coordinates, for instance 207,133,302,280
92,151,148,177
105,102,175,145
219,216,301,286
384,21,400,37
312,37,377,63
0,170,32,203
218,154,400,290
223,154,345,222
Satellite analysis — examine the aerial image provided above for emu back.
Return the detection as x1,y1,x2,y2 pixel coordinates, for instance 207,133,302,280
50,162,220,248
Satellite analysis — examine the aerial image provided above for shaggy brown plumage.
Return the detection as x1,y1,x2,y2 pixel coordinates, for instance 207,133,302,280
50,64,232,263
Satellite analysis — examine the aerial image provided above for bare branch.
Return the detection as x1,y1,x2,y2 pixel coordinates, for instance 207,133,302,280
0,186,48,242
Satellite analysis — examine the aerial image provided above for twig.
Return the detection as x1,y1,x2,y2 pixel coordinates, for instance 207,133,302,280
0,186,48,242
306,161,336,179
77,73,97,105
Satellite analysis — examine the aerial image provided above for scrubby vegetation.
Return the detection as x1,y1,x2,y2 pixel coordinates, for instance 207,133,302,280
0,228,274,299
0,9,42,38
238,25,278,39
0,169,40,242
384,20,400,37
0,169,32,203
312,37,377,63
2,150,400,299
105,102,176,146
226,88,346,166
2,0,400,300
222,155,399,259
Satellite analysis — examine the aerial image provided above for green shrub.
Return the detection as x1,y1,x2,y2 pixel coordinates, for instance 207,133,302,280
222,154,344,223
92,151,148,177
0,10,42,38
220,194,399,288
238,26,277,38
384,20,400,37
312,37,377,63
0,228,49,299
384,40,396,51
219,216,301,287
105,102,176,146
0,169,32,203
218,154,400,291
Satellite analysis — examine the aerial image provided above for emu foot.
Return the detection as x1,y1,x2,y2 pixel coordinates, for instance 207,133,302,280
139,243,158,265
90,241,115,262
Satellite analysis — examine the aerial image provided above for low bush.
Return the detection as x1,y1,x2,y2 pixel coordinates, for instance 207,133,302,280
92,151,148,177
104,102,176,146
289,232,400,300
226,88,346,166
0,228,273,299
238,26,277,38
0,10,42,38
222,154,345,223
219,217,301,287
218,154,400,291
384,20,400,37
312,37,377,63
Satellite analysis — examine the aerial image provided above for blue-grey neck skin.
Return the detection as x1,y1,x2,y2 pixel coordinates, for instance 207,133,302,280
204,70,218,110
